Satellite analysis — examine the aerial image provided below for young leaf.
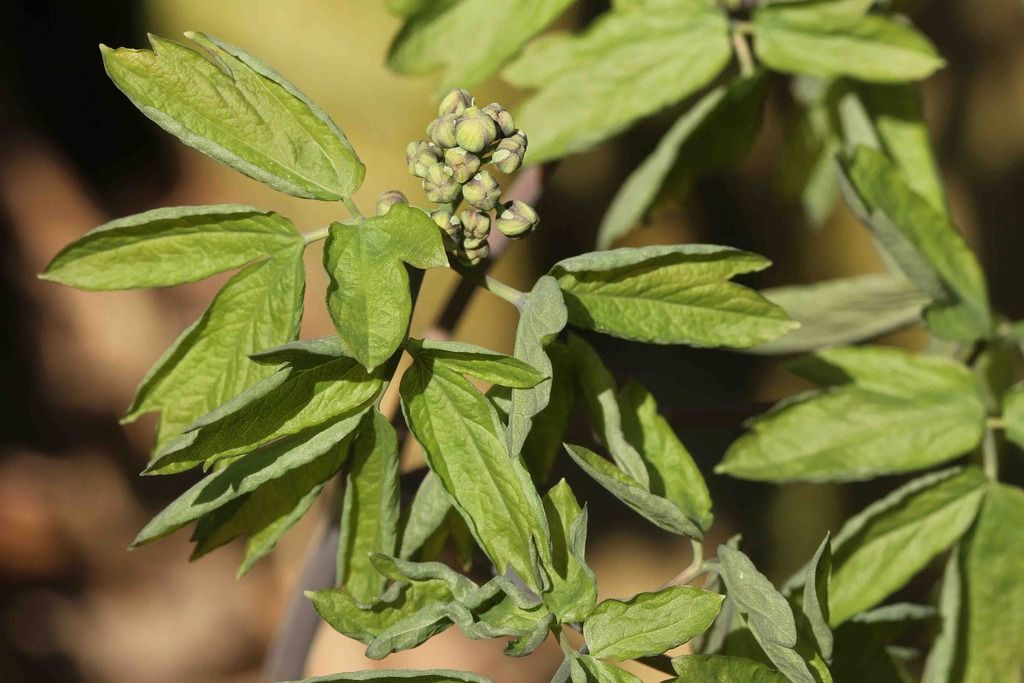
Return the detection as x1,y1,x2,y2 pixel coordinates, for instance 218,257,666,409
147,354,383,474
540,480,598,623
40,205,301,290
802,534,833,662
671,654,789,682
551,245,796,348
289,669,495,683
568,334,648,486
716,545,818,683
101,33,364,200
400,360,549,590
946,484,1024,681
387,0,575,96
399,472,453,561
521,341,576,484
840,146,992,340
406,338,547,389
338,412,400,600
189,441,347,575
576,656,642,683
507,277,569,458
124,242,306,448
719,346,987,482
832,603,935,683
751,3,944,83
827,467,987,625
583,585,724,660
564,444,703,539
505,0,732,162
749,274,928,355
619,381,713,531
1003,382,1024,449
133,409,368,546
598,72,768,249
325,204,447,371
921,553,961,683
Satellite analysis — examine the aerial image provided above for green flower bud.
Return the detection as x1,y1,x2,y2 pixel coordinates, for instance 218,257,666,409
422,164,461,204
491,136,526,174
427,114,459,148
430,208,462,244
454,108,498,154
460,209,491,242
481,102,516,138
457,241,489,267
444,147,481,184
406,141,443,178
438,88,473,117
496,200,540,239
375,190,408,215
463,170,501,211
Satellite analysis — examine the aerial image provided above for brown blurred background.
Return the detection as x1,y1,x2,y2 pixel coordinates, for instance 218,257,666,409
1,1,1022,682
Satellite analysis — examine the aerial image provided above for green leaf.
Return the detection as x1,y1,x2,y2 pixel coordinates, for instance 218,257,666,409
146,352,383,474
325,205,447,371
387,0,576,96
922,553,961,683
716,545,817,683
506,0,732,162
584,585,723,660
946,484,1024,681
40,205,301,290
189,438,348,575
839,146,992,340
802,534,833,662
124,242,306,448
749,274,928,355
568,334,648,486
507,277,569,458
101,33,363,200
1003,382,1024,449
521,341,576,484
719,346,987,482
842,83,947,213
828,467,987,625
751,4,944,83
338,412,400,601
671,655,789,682
289,669,495,683
133,408,368,546
407,337,547,389
399,472,453,560
400,360,549,590
552,245,797,348
833,603,933,683
576,656,642,683
564,444,703,539
619,381,712,531
540,480,598,623
598,72,768,249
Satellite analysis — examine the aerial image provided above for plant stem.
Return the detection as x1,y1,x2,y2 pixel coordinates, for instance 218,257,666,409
342,196,364,222
731,27,756,77
302,226,330,244
481,275,525,308
660,539,705,589
982,426,999,481
986,416,1007,430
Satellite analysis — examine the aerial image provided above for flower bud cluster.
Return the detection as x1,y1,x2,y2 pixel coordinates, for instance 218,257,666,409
406,88,539,266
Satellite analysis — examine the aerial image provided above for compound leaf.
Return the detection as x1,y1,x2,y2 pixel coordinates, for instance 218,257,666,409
671,655,789,682
540,480,598,623
407,338,546,389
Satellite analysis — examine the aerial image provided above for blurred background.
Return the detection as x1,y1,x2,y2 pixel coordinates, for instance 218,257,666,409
1,1,1022,681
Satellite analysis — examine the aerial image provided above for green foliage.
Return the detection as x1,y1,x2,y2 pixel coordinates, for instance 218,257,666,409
44,12,1024,683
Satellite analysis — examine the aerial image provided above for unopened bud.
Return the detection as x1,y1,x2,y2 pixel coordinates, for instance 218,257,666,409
457,241,489,267
460,209,491,242
463,170,501,211
491,136,526,174
481,103,516,138
455,107,498,154
444,147,481,184
438,88,473,117
496,200,540,238
422,164,461,204
406,141,442,178
427,114,459,149
430,208,462,243
375,190,408,215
